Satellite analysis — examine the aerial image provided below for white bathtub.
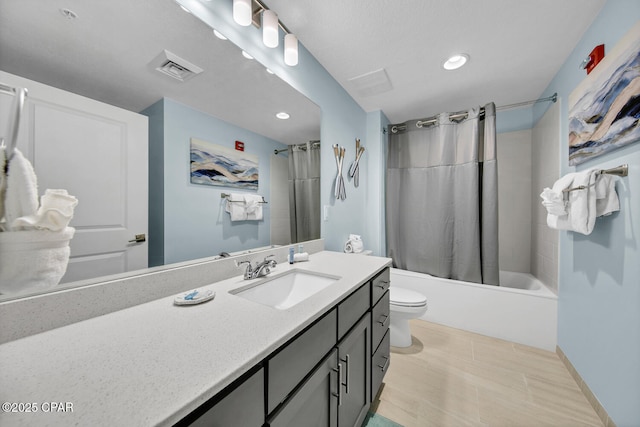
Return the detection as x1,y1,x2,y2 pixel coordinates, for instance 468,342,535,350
390,268,558,351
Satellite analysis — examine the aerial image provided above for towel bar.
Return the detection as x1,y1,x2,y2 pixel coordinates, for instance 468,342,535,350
221,193,268,203
563,164,628,193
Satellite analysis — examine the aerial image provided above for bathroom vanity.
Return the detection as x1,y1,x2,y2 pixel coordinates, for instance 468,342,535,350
0,251,391,427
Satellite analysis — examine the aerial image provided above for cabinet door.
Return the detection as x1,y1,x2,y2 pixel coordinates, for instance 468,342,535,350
337,313,371,427
269,350,339,427
189,367,264,427
372,330,390,399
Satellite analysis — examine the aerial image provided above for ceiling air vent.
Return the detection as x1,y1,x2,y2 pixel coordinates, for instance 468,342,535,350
150,50,203,82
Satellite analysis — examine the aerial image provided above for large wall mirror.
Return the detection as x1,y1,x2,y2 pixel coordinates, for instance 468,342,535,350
0,0,321,300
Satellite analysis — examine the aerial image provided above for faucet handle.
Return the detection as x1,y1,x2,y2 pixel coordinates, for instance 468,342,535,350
264,255,277,266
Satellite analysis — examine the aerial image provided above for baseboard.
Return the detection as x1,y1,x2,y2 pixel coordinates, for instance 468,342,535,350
556,346,616,427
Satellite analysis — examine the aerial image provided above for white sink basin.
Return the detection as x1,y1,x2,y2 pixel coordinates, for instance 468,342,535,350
230,269,340,310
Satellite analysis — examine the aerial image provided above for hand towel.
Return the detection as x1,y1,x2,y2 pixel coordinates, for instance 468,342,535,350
540,187,566,216
547,169,598,235
225,193,247,221
4,148,39,231
12,189,78,231
594,174,619,217
244,194,264,220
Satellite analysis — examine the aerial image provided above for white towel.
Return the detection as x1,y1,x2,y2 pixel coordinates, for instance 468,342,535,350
0,226,75,295
540,187,567,216
546,169,618,235
594,174,619,217
225,193,247,221
4,148,39,231
344,234,364,253
244,194,264,220
12,189,78,231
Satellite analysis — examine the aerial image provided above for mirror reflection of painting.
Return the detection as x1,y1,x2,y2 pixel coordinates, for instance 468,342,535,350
190,138,259,189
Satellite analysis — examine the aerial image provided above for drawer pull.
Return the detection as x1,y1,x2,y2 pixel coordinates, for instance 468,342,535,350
375,280,390,290
377,314,390,328
332,363,343,406
378,355,390,372
340,354,350,394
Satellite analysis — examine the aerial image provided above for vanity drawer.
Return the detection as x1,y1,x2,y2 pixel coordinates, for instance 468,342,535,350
371,268,390,306
337,282,370,340
268,309,337,414
371,290,390,353
371,329,390,399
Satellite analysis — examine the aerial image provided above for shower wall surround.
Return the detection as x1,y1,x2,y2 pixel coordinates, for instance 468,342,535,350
531,102,560,293
496,129,533,274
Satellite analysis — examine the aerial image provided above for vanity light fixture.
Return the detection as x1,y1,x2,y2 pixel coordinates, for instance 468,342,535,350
232,0,300,67
443,54,469,70
276,112,290,120
233,0,252,26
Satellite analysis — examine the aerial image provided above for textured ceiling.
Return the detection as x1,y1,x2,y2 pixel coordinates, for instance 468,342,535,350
265,0,606,123
0,0,606,137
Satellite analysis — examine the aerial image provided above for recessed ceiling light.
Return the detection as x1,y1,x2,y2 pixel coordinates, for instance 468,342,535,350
276,112,290,120
443,54,469,70
213,29,227,40
266,68,275,75
241,51,254,60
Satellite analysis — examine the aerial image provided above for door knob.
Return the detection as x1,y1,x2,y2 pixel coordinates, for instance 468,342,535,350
128,233,146,243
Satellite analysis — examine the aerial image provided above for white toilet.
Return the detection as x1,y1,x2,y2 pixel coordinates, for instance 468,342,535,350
389,287,428,348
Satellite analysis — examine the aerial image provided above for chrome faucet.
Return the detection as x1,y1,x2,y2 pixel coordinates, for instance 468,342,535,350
237,255,277,280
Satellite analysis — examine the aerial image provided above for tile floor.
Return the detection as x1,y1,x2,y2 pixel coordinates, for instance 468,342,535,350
372,320,604,427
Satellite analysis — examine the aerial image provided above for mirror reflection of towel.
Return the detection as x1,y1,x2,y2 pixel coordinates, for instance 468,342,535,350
244,195,263,220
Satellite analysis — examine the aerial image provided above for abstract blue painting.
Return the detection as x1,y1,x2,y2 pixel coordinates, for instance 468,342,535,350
568,22,640,166
190,138,259,189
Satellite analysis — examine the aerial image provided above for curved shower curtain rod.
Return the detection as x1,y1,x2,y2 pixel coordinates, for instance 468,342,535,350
388,93,558,134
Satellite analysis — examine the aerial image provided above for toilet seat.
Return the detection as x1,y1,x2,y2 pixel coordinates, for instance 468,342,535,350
390,287,427,308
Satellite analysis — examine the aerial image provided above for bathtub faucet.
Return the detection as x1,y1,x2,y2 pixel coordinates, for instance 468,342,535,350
237,255,277,280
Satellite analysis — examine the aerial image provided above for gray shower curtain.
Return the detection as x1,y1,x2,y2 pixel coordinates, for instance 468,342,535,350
288,142,321,243
386,103,499,285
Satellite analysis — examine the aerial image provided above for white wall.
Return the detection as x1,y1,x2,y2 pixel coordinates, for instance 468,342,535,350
531,101,560,293
497,130,532,273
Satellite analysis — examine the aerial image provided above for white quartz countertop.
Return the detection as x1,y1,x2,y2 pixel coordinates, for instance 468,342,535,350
0,251,391,426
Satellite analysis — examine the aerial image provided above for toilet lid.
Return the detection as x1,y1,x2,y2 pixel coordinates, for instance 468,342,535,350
390,287,427,307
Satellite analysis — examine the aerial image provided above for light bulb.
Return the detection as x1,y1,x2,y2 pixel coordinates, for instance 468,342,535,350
233,0,252,26
263,10,279,48
284,34,298,66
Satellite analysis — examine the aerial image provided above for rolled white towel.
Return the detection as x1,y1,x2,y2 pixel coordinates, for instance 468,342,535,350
344,234,364,253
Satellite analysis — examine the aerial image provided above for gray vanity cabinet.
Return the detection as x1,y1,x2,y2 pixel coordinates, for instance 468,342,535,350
269,349,339,427
188,367,264,427
337,313,371,427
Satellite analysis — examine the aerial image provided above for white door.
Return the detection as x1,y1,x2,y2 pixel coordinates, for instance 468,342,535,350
0,71,148,283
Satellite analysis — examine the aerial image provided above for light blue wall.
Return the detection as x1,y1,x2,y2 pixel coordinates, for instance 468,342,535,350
535,2,640,425
178,0,371,253
144,98,287,265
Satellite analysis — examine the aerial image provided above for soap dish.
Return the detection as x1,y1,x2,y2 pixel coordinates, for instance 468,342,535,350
174,289,215,306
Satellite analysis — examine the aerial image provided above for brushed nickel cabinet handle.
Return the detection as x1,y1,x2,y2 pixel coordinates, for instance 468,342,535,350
332,363,343,406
